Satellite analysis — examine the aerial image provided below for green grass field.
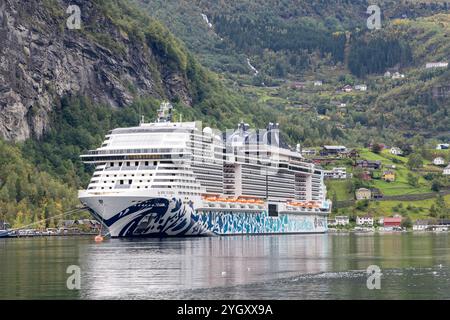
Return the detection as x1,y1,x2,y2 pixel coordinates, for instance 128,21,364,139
365,195,450,220
357,148,431,196
334,195,450,220
326,180,353,201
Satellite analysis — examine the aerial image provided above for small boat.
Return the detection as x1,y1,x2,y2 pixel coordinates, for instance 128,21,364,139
0,230,12,238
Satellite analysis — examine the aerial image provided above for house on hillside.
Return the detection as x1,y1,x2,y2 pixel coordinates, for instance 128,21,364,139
314,80,323,86
335,216,350,226
383,217,402,229
58,219,100,233
413,220,433,231
443,165,450,176
390,147,403,156
291,81,306,90
433,157,445,166
301,149,317,156
382,170,396,182
76,219,101,232
392,72,405,79
356,215,374,226
429,219,450,231
321,145,347,156
426,62,448,69
355,188,371,200
324,167,348,180
355,160,382,170
354,84,367,91
341,85,353,92
436,144,449,150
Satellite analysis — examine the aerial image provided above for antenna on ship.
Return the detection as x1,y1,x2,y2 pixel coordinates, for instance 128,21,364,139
157,101,174,123
138,101,143,126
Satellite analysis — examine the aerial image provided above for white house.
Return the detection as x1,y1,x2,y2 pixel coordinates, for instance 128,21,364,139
314,80,323,86
426,62,448,69
384,71,392,78
444,165,450,176
413,220,432,231
324,167,348,180
301,149,316,156
433,157,445,166
356,215,374,226
392,72,405,79
342,85,353,92
390,147,403,156
354,84,367,91
335,216,350,226
436,143,449,150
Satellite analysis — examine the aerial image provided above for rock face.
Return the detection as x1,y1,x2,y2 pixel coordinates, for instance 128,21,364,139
0,0,193,141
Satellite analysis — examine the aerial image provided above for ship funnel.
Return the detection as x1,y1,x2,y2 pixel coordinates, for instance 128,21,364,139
238,121,250,134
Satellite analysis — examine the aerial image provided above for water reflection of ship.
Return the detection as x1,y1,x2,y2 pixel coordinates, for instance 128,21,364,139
80,235,329,298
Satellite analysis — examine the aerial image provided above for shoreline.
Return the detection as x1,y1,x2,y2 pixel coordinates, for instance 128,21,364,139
1,229,449,240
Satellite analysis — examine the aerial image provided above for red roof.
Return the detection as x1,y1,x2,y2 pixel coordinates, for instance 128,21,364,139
384,217,402,227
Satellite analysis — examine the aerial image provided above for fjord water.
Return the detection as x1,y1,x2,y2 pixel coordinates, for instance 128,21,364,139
1,233,449,299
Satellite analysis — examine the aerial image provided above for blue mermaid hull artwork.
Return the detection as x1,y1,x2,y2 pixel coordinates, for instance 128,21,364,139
82,196,328,238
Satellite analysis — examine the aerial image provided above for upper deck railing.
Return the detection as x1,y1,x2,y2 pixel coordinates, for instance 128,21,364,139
82,148,186,156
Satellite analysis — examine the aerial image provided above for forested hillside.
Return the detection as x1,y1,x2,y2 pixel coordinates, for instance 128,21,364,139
136,0,449,78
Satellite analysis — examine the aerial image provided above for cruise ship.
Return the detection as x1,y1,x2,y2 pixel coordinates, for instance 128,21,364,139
78,103,330,237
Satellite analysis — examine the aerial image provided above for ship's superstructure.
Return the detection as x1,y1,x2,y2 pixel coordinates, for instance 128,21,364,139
78,103,330,237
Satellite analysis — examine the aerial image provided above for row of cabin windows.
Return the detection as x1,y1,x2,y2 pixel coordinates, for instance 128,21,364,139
95,179,201,187
103,174,153,178
91,176,196,184
108,160,175,168
89,186,199,195
109,161,158,167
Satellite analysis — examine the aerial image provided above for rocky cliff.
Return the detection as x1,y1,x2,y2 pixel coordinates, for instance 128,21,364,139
0,0,194,141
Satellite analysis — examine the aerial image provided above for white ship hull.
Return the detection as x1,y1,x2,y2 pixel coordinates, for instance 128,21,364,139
79,191,328,237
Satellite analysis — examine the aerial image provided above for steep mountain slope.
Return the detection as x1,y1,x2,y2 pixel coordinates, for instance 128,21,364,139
0,0,202,141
